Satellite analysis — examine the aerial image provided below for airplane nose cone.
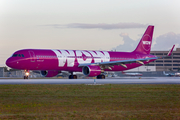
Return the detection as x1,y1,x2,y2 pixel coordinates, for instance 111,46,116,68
6,58,15,68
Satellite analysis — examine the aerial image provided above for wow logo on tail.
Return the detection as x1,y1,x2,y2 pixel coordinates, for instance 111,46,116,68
142,34,152,51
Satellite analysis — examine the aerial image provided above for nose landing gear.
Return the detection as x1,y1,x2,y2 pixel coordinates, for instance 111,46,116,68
24,70,29,79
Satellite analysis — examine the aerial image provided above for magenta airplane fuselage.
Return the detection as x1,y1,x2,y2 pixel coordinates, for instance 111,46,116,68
5,26,175,79
6,49,155,71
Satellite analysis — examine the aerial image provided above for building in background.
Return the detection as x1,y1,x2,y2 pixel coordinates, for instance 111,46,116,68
0,67,4,77
147,48,180,71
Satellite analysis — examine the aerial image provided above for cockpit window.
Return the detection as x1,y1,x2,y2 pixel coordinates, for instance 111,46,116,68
12,54,25,57
12,54,18,57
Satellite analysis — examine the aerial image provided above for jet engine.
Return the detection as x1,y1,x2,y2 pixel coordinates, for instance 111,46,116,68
82,65,102,77
41,70,60,77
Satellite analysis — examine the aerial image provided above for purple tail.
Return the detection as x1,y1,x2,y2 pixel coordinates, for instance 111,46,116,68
133,25,154,54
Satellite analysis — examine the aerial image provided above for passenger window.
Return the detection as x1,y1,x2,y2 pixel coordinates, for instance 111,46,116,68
22,54,25,57
18,54,21,57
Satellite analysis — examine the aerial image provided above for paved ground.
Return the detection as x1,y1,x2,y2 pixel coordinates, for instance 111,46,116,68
0,77,180,84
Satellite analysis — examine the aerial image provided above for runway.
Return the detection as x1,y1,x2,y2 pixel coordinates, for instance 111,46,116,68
0,77,180,84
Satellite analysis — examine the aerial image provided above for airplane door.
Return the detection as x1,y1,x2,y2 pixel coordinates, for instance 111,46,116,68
29,51,35,62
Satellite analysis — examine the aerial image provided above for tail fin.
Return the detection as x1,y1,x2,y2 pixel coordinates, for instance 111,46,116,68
133,25,154,54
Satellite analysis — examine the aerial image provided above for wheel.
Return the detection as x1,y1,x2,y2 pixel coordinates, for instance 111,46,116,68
24,76,29,79
96,75,99,79
69,75,73,79
73,75,77,79
102,75,105,79
69,75,77,79
97,75,105,79
97,75,101,79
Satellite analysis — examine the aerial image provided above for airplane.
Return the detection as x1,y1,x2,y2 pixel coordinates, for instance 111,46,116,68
122,71,142,76
6,25,175,79
163,71,175,77
175,72,180,77
163,71,180,77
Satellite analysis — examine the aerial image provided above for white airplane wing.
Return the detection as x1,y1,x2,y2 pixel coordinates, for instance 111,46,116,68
78,57,158,69
78,45,174,69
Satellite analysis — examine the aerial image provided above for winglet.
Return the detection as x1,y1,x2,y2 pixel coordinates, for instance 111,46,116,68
167,45,175,56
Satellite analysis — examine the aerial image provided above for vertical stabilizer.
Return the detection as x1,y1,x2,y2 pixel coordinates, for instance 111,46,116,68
133,25,154,54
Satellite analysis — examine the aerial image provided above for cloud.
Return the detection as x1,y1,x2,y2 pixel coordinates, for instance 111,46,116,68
113,32,180,52
112,33,139,52
152,32,180,50
43,23,147,30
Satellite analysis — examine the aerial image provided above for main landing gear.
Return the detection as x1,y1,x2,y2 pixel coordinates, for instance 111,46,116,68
24,70,29,79
97,74,105,79
24,76,29,79
68,72,77,79
68,72,105,79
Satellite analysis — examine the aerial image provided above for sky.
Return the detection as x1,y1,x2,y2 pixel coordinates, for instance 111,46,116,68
1,0,180,66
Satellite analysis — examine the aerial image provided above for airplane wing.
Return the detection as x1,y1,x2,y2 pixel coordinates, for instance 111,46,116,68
78,45,175,69
78,57,158,69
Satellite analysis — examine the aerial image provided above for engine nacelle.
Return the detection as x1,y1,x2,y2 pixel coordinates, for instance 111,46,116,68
82,65,102,77
41,70,60,77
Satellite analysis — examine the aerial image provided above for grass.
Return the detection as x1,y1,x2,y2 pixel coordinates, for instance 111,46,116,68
0,84,179,119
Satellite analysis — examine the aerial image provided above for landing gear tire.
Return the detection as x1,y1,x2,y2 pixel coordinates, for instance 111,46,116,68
69,75,77,79
97,75,105,79
73,75,77,79
24,76,29,79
